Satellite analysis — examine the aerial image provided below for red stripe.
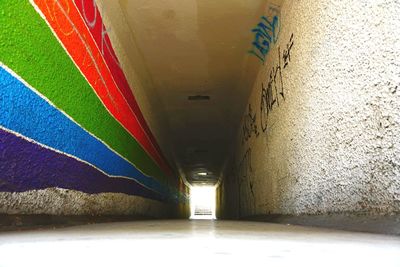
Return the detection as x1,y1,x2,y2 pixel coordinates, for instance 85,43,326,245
72,1,172,175
33,0,172,175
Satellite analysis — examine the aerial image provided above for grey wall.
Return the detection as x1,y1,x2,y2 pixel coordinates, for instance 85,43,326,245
219,0,400,218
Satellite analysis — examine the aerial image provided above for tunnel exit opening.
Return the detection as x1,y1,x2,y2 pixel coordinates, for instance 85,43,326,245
189,186,216,220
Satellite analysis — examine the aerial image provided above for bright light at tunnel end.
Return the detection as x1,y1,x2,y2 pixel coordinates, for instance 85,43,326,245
190,186,216,220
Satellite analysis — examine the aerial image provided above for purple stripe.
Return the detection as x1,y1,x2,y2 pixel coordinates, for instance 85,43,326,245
0,128,163,201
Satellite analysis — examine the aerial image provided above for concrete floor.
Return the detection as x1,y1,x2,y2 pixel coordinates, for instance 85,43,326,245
0,220,399,267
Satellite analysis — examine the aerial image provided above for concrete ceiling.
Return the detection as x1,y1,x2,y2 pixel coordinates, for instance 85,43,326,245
116,0,279,184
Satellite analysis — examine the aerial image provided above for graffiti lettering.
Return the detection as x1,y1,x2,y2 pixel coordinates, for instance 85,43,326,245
241,104,259,144
50,0,74,36
81,0,97,28
260,46,284,132
235,148,255,215
238,148,252,181
259,34,294,132
239,34,294,143
283,33,294,68
248,15,280,63
231,34,295,215
78,0,121,68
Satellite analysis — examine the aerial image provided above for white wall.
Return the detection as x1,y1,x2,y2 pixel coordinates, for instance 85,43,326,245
220,0,400,217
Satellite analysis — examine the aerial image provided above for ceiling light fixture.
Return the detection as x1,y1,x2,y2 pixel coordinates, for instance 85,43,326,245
188,95,210,101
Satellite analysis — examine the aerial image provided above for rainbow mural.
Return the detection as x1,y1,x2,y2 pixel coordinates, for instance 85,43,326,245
0,1,183,202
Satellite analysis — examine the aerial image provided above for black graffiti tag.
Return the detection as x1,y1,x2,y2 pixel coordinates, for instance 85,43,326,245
241,104,259,144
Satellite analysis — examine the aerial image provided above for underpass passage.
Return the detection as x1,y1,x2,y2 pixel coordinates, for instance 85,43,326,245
0,0,400,264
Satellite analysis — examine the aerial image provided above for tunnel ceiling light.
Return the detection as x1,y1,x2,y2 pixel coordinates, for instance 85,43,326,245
197,172,208,176
188,95,210,101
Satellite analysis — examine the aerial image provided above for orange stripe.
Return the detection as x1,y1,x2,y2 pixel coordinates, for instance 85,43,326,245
33,0,171,175
73,0,173,176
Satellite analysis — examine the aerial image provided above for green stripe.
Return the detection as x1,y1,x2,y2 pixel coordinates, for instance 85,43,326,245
0,1,169,183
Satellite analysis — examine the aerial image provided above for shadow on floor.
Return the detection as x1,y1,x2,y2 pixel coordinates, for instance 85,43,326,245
2,213,400,235
0,214,152,232
244,213,400,235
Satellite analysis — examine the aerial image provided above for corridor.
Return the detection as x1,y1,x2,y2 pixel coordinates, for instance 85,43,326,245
1,0,400,264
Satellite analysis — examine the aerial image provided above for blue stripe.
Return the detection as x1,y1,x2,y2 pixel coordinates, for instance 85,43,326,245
0,65,171,198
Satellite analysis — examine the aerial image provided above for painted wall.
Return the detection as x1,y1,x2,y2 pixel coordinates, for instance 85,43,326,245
219,0,400,218
0,1,186,216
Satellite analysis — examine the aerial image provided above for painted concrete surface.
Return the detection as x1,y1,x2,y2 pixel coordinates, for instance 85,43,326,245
0,220,400,267
220,0,400,218
0,1,187,216
1,0,399,221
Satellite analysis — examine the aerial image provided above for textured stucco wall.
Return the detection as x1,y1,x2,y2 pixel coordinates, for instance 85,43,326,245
220,0,400,218
0,1,186,217
0,189,173,217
